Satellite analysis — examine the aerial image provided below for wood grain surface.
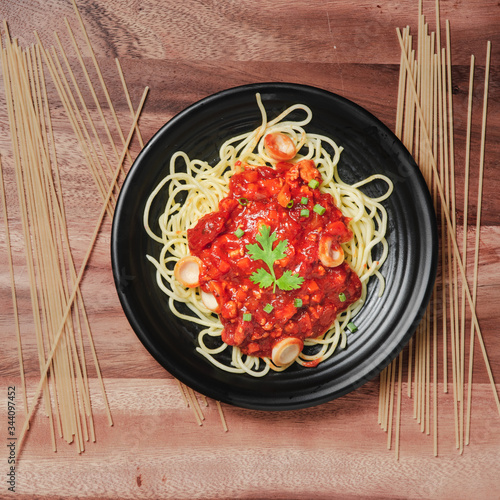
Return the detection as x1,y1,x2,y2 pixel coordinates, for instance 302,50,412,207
1,1,499,498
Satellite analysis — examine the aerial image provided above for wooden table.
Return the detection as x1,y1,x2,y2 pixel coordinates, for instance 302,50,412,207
1,1,499,498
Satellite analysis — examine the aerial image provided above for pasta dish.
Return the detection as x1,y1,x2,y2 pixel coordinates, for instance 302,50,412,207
144,94,392,377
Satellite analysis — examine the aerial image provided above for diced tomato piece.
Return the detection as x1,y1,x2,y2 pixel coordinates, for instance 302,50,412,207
296,159,321,184
326,220,352,242
221,300,238,319
241,169,259,183
246,342,260,354
277,183,291,208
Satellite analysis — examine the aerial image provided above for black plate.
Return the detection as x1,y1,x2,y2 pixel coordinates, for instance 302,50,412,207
111,83,438,410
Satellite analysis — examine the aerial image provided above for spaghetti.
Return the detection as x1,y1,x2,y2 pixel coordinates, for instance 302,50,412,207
144,94,392,377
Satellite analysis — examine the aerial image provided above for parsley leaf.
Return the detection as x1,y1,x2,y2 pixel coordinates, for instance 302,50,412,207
276,270,304,291
247,225,303,293
246,225,287,263
249,267,274,289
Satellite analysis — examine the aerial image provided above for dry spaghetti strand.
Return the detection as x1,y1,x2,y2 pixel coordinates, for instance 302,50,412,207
380,0,495,458
16,86,149,454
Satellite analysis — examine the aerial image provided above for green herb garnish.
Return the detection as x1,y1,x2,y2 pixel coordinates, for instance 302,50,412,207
246,225,304,293
347,321,358,333
300,209,310,217
243,313,252,321
263,303,274,313
308,179,320,189
235,227,245,238
294,298,303,308
313,204,326,215
338,292,346,302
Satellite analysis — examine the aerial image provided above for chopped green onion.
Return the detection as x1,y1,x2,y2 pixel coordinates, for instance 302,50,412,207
294,298,303,308
238,197,248,206
235,227,245,238
263,303,274,314
286,200,294,208
300,196,309,205
308,179,320,189
300,209,310,217
347,322,358,333
338,292,346,302
313,204,326,215
243,313,252,321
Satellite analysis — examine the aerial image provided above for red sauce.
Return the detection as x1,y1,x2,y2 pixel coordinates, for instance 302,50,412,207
187,160,362,359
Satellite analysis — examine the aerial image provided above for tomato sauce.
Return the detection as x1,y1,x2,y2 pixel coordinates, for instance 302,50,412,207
187,160,362,359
